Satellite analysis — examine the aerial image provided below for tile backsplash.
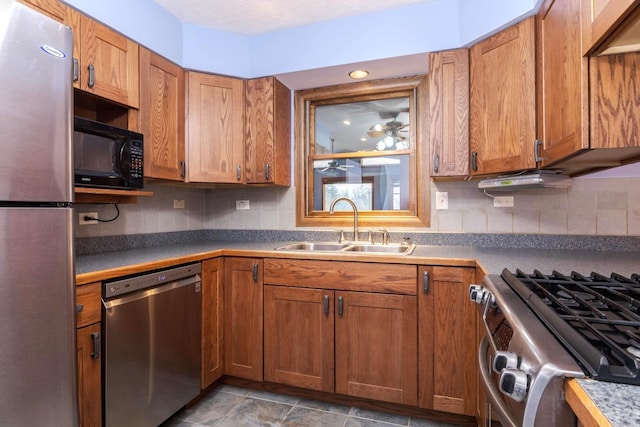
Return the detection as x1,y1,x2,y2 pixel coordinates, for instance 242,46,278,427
74,176,640,238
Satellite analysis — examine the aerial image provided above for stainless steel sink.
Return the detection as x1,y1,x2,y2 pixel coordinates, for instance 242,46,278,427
275,241,416,255
275,242,350,251
343,243,416,255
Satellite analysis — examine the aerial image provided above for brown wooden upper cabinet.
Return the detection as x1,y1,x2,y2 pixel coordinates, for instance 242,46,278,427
536,0,589,167
537,0,640,175
244,77,292,186
19,0,139,108
469,17,537,176
185,72,245,183
582,0,640,55
428,49,470,179
139,47,186,181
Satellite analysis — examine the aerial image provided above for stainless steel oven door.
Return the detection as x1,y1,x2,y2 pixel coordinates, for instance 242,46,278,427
479,336,522,427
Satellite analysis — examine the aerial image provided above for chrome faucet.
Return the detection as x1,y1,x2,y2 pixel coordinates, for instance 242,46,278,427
329,197,359,242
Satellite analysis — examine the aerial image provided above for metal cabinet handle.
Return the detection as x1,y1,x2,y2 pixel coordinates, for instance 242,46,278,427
423,271,429,293
534,139,543,163
252,263,258,282
323,295,329,315
87,64,95,88
73,58,79,82
75,304,84,313
236,164,242,181
471,151,478,172
433,154,439,173
265,163,271,181
90,332,100,360
180,161,186,178
338,296,343,316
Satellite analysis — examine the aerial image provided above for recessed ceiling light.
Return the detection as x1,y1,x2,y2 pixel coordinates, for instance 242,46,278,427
349,69,369,79
343,120,351,126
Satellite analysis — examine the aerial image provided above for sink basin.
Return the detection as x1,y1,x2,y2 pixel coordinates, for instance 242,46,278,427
275,241,416,255
344,243,416,255
276,242,350,251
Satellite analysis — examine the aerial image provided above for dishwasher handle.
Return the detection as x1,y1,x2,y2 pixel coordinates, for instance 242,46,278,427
103,274,201,309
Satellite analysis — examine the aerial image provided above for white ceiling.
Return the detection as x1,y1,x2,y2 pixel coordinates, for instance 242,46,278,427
153,0,436,35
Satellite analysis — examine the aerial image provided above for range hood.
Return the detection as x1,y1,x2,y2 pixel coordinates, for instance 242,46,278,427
478,171,571,191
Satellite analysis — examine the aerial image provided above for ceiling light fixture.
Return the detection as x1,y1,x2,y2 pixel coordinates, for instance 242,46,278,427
348,69,369,79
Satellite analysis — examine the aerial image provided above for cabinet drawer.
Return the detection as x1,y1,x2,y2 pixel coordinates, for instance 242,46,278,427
264,259,417,295
76,282,101,328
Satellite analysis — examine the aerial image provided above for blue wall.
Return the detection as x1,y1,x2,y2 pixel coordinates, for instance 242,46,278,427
62,0,538,77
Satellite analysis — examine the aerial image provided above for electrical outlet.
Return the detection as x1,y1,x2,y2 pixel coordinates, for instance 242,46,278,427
173,199,185,209
79,212,98,225
236,200,250,210
493,196,514,208
435,191,448,210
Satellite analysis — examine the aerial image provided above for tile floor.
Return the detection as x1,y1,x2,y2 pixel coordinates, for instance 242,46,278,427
162,384,461,427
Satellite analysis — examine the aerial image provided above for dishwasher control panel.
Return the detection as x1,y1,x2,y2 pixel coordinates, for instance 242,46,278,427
103,263,202,299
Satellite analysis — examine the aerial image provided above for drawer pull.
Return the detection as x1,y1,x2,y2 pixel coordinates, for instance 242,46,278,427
75,304,84,313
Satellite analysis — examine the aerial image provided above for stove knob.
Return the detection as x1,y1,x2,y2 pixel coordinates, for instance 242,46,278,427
499,368,529,402
469,284,485,304
493,351,519,373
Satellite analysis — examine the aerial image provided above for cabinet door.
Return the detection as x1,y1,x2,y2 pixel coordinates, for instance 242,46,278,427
186,72,245,183
335,291,417,406
139,47,186,181
244,77,291,185
581,0,639,54
79,15,139,108
224,257,263,380
77,323,101,427
470,17,536,176
429,49,469,178
590,53,640,150
264,286,334,392
202,258,224,388
537,0,590,167
418,266,476,416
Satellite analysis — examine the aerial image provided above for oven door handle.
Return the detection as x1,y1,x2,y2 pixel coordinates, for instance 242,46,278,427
479,336,520,427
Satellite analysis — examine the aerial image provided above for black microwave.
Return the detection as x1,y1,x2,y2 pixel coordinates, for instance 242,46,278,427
73,117,144,189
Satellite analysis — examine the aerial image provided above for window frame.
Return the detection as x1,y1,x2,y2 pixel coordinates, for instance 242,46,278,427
294,75,430,228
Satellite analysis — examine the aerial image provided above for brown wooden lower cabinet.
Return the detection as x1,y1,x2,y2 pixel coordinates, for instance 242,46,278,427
264,285,334,392
76,282,102,427
77,322,101,427
335,291,418,406
263,259,418,406
418,266,477,416
224,257,263,380
201,258,224,388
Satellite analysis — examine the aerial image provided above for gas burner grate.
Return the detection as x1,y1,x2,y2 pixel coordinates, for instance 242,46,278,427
501,268,640,385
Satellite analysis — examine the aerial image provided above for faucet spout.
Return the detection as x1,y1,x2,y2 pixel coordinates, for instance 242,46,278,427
329,197,359,242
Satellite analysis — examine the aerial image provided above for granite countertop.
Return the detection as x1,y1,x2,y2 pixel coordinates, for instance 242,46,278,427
576,379,640,427
74,237,640,427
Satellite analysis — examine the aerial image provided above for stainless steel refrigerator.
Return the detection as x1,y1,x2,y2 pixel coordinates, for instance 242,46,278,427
0,1,77,425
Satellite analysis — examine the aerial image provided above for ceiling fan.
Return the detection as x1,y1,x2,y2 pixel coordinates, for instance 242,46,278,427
367,111,410,151
320,160,353,173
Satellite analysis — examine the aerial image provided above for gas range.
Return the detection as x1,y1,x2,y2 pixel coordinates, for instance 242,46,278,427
502,269,640,385
470,268,640,427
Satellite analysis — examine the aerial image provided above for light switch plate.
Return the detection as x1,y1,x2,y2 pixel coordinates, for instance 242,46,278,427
435,192,448,210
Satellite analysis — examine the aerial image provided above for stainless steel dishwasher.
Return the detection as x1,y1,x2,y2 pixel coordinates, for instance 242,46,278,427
102,263,202,427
